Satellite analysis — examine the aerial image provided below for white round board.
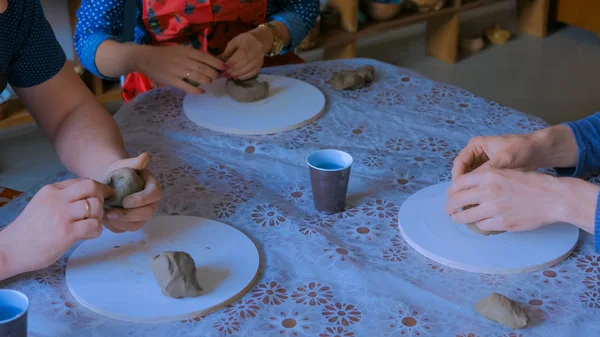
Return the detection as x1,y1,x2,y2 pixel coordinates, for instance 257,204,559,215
399,182,579,274
182,75,326,135
66,216,260,323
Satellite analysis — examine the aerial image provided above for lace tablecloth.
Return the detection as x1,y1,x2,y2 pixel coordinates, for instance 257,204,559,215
1,58,599,337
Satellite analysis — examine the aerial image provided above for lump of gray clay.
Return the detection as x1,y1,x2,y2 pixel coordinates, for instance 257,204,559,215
103,168,145,209
329,65,375,90
225,75,269,103
150,251,203,299
462,205,505,236
476,293,530,329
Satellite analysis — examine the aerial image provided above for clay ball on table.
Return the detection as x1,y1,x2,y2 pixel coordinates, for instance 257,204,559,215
476,292,530,329
103,168,145,209
150,251,203,299
329,65,375,90
225,75,270,103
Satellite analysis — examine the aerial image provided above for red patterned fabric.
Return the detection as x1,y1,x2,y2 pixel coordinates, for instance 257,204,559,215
122,0,304,103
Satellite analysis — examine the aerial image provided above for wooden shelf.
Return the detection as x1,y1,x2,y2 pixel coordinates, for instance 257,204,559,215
308,0,549,62
0,100,34,130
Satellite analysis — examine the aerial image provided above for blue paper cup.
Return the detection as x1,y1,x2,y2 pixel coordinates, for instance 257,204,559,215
306,149,353,214
0,289,29,337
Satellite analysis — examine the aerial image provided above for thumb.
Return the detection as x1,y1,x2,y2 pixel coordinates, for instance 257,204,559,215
220,40,239,61
106,153,152,175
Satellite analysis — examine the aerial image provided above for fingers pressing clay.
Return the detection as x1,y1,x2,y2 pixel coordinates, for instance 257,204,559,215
476,292,530,329
329,65,375,90
225,75,269,103
462,205,505,236
103,168,145,209
150,251,203,299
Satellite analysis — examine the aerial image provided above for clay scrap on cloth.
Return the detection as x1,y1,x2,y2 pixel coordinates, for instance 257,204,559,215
225,75,270,103
476,292,530,329
150,251,203,299
103,168,145,209
463,205,505,236
329,65,375,90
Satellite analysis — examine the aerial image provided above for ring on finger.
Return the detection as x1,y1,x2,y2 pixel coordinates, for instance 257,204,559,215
183,70,201,87
82,199,91,220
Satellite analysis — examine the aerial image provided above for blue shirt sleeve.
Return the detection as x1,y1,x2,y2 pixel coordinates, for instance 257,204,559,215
268,0,320,51
555,112,600,177
7,0,66,88
595,192,600,253
74,0,127,79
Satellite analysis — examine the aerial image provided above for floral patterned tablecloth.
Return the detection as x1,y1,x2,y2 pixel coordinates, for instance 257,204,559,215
2,58,600,337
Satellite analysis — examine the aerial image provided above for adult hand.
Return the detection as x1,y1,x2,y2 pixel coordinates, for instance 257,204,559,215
452,125,578,181
0,178,112,277
451,134,541,181
220,31,266,80
445,168,599,233
102,153,162,233
134,45,226,94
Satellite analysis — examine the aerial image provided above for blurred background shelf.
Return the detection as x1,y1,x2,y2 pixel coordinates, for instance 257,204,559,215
305,0,550,63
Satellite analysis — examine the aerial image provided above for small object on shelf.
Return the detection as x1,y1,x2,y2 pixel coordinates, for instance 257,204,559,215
320,6,340,33
485,25,511,45
298,16,321,50
407,0,445,12
460,35,486,56
365,0,404,22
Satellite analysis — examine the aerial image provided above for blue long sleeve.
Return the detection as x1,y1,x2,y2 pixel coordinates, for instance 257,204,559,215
75,0,320,78
555,112,600,253
268,0,320,51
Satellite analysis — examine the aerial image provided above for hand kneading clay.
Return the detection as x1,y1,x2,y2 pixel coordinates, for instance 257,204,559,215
462,205,505,236
150,251,203,298
329,65,375,90
225,76,269,102
103,168,145,209
476,292,530,329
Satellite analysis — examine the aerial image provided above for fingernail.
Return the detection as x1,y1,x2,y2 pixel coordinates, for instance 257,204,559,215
220,64,229,71
107,212,119,220
234,77,240,81
199,88,206,94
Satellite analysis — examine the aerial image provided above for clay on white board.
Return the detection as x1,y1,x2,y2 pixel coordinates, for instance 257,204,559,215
225,76,269,103
150,251,203,299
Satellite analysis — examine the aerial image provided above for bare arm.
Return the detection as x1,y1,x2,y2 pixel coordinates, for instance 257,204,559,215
529,124,579,169
14,62,127,182
94,41,142,79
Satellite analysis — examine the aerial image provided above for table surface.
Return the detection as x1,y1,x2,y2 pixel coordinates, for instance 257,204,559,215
1,58,600,337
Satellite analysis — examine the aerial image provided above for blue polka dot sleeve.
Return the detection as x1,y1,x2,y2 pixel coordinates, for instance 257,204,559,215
7,0,66,88
74,0,320,75
268,0,320,51
74,0,128,79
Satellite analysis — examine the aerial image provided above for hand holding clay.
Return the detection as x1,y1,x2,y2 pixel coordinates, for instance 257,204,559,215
225,75,270,103
451,125,578,181
329,65,375,90
151,251,203,298
103,168,145,209
476,292,529,329
462,205,505,236
101,153,163,233
0,178,112,279
446,168,588,233
220,32,265,80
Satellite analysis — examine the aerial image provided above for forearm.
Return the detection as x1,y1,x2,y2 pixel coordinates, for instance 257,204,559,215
95,40,143,79
0,228,20,281
250,21,291,54
529,124,578,169
52,99,127,181
554,177,599,236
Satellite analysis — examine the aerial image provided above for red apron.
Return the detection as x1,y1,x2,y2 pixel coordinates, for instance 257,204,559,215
122,0,304,103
